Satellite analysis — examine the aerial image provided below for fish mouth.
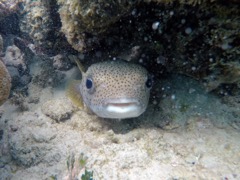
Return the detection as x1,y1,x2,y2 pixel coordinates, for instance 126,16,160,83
90,98,147,119
105,99,140,108
103,99,143,118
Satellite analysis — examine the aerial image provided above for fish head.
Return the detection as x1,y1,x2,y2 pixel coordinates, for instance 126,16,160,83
80,60,152,119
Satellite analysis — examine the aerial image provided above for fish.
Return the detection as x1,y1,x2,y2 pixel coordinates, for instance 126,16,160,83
67,58,152,119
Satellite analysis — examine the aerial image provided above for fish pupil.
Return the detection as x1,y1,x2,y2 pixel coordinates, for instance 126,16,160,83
86,78,93,89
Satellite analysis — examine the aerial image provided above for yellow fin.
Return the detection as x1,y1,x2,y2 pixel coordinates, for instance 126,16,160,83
75,58,86,73
66,80,84,109
68,55,86,73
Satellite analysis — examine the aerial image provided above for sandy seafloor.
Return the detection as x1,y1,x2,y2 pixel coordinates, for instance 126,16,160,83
0,59,240,180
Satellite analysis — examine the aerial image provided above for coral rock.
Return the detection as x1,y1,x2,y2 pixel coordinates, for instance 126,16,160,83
52,54,73,71
0,0,20,21
0,59,11,106
57,0,137,52
19,0,53,48
2,45,31,89
41,98,76,122
3,45,26,71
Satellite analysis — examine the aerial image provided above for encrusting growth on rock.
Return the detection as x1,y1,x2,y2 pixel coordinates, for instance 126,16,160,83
0,59,11,106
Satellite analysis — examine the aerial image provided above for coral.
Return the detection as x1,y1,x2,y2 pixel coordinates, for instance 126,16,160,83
3,0,238,93
3,45,26,71
19,0,57,50
11,0,239,56
0,59,11,106
0,0,21,21
9,91,29,111
57,0,138,52
51,54,73,71
2,45,31,89
44,0,240,91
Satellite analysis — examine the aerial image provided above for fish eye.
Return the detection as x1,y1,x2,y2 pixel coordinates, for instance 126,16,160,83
145,76,153,88
86,78,93,89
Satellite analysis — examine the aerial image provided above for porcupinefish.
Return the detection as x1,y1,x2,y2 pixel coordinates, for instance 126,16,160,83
67,58,152,119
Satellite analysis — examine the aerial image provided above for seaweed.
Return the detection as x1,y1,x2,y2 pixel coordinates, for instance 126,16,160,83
66,152,94,180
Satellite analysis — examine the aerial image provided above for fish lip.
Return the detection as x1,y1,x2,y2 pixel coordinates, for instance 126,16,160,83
93,98,146,119
104,98,142,118
107,102,138,107
104,98,140,107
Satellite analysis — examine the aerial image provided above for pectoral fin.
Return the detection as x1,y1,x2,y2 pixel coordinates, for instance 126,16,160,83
66,80,84,109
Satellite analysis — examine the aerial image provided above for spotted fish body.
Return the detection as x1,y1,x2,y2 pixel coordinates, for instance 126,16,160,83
68,59,152,119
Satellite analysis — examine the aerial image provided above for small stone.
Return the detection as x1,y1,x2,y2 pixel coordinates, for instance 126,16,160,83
10,125,18,132
31,127,57,143
41,98,76,122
